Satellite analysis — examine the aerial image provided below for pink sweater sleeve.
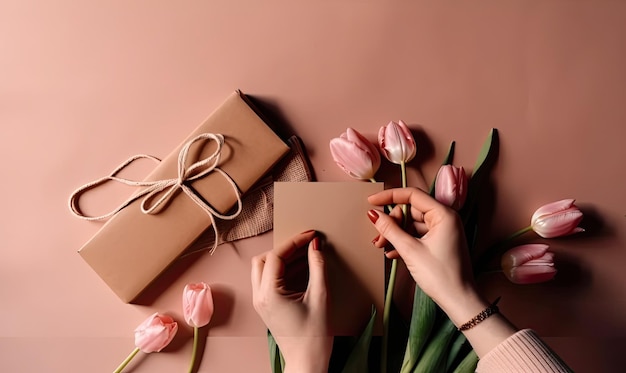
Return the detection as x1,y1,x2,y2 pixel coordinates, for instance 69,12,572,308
476,329,571,373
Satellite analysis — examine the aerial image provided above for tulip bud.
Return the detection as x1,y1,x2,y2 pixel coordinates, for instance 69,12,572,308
434,165,468,210
501,244,557,284
134,313,178,353
531,199,584,238
378,120,416,164
330,128,381,180
183,282,214,328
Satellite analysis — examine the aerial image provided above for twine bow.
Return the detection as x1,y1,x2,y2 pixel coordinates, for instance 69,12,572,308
69,133,242,254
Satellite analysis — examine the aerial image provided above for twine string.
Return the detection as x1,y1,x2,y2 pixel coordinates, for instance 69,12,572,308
68,133,242,253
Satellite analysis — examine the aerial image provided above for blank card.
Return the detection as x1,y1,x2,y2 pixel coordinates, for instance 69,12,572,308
273,182,384,335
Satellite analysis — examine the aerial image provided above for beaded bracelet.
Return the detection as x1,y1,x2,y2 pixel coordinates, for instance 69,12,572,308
458,297,501,331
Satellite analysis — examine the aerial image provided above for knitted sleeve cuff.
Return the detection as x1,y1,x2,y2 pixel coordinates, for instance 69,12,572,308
476,329,571,373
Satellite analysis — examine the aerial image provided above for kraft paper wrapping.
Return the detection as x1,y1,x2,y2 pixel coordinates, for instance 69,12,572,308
273,182,385,336
78,91,289,302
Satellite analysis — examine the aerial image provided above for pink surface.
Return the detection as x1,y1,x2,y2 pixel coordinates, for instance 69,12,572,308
1,1,625,372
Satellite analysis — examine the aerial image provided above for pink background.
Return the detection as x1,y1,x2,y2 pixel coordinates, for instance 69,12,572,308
1,1,625,372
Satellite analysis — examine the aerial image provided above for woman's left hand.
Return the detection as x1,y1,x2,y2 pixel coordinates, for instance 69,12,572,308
251,230,332,373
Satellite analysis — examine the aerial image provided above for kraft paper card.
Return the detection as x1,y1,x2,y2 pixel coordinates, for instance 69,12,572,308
273,182,384,336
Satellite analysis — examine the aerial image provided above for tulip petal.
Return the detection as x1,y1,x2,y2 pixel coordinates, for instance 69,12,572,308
508,265,557,284
434,165,468,210
330,138,379,179
330,129,380,180
532,208,583,238
378,121,416,164
524,252,556,266
346,128,381,165
183,282,214,328
501,244,550,268
531,199,576,224
134,313,178,353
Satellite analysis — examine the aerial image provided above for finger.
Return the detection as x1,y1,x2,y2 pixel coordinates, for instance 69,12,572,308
284,242,309,265
384,249,401,260
262,230,317,288
410,205,426,223
306,237,328,303
273,230,317,261
369,209,424,260
250,253,266,294
261,252,285,292
368,187,441,218
414,222,428,236
373,205,404,249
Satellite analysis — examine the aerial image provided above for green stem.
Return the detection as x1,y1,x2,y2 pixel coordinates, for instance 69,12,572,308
113,347,140,373
505,225,533,242
400,161,408,222
381,161,409,373
381,258,398,373
475,225,533,272
400,161,407,188
188,327,199,373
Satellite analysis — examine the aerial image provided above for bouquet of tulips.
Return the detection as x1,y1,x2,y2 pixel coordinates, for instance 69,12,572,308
318,122,583,373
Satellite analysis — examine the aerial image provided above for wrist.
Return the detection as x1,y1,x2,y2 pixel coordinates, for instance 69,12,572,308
436,286,490,328
284,357,329,373
281,337,332,373
284,364,327,373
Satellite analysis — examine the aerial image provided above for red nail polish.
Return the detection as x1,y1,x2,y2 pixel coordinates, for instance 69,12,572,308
367,209,379,224
302,229,316,234
371,235,380,245
312,237,320,251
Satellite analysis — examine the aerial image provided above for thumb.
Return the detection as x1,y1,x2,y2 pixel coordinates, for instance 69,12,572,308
306,237,327,300
368,209,423,259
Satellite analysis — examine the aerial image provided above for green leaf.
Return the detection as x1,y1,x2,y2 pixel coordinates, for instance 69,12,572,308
442,141,456,166
413,319,457,373
445,333,468,372
429,141,456,196
451,350,478,373
387,303,410,373
341,307,377,373
460,128,499,227
400,286,437,373
267,330,284,373
471,129,498,177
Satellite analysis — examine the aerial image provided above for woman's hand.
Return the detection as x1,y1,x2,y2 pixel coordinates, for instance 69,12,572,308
368,187,476,310
368,187,517,357
251,230,332,373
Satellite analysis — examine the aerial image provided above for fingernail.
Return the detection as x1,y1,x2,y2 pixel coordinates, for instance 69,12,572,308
302,229,316,234
367,209,379,224
312,237,320,251
371,235,380,245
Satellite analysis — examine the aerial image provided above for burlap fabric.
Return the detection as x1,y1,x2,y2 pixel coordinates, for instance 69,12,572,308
187,136,313,254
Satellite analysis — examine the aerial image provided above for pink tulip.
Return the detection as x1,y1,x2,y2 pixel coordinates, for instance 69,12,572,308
183,282,214,328
330,128,381,179
378,120,416,164
531,199,584,238
134,313,178,353
434,165,468,210
501,244,557,284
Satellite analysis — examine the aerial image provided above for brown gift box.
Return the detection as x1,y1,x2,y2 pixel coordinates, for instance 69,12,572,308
77,90,289,302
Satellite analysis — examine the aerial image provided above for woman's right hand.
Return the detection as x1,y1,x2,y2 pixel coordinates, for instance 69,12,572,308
368,187,494,328
368,187,477,310
368,187,518,358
